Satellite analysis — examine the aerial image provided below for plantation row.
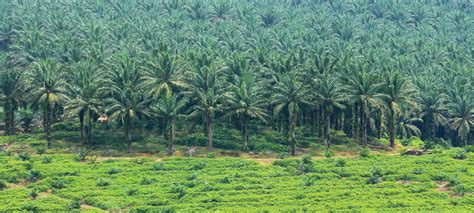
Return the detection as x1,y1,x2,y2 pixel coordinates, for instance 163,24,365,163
0,0,472,155
0,149,473,211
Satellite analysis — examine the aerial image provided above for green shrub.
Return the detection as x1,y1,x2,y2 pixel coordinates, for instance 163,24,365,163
464,145,474,153
152,162,165,171
27,170,41,182
108,167,121,175
324,150,335,158
0,179,7,190
75,148,88,162
20,203,38,211
452,150,467,160
171,184,186,198
206,152,216,158
42,156,53,164
140,177,157,185
127,188,138,196
191,162,207,170
18,152,30,161
68,199,81,210
447,176,460,187
96,178,110,187
29,188,39,199
413,168,424,175
452,184,468,196
51,178,67,189
359,147,370,158
277,152,289,159
187,173,198,181
35,146,46,155
335,159,346,167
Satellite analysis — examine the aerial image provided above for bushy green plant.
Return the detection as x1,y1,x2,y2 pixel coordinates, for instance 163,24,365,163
335,158,346,167
96,178,110,187
29,188,39,199
18,152,30,161
452,184,468,196
191,162,207,170
35,146,46,155
51,178,66,189
75,148,88,162
152,162,165,171
42,156,53,164
359,147,370,158
127,188,138,196
68,199,81,210
27,170,41,182
140,177,157,185
206,152,216,158
108,167,121,175
452,150,467,160
0,179,7,190
324,150,335,158
277,152,289,159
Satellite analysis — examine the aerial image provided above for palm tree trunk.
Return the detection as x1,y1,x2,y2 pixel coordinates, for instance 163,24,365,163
206,112,213,151
86,110,93,146
125,111,132,153
242,117,249,151
4,99,14,136
325,110,331,148
44,100,52,149
290,113,296,156
389,103,396,148
79,111,84,145
362,105,368,147
167,118,175,155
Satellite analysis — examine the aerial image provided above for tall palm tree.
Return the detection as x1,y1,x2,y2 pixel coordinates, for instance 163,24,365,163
416,90,447,140
383,71,417,148
313,73,345,148
104,54,149,153
0,69,25,135
396,112,422,139
28,59,67,149
223,71,268,150
271,71,309,155
448,95,473,146
140,52,188,97
153,93,187,155
344,70,385,146
64,62,102,146
187,65,223,151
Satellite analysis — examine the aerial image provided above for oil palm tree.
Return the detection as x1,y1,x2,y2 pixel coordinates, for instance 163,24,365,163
28,59,68,149
64,62,102,146
448,95,473,146
344,70,385,146
383,71,417,148
313,73,345,148
271,71,309,155
0,69,25,135
396,112,422,139
223,71,268,150
153,93,187,155
103,54,149,153
141,51,188,97
187,65,223,151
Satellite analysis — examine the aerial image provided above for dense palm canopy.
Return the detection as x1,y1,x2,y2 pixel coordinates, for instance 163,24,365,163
0,0,472,152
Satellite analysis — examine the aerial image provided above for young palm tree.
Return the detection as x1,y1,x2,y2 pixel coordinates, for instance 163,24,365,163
104,54,149,153
383,71,417,148
271,71,309,155
223,72,268,150
153,93,187,155
28,59,67,149
187,65,223,151
344,70,385,146
64,62,102,146
313,74,345,148
0,69,25,135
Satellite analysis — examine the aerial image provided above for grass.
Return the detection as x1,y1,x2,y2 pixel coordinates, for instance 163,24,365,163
0,146,473,211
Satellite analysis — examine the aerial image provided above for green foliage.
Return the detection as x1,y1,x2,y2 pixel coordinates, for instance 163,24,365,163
359,147,370,158
0,179,6,190
18,152,30,161
96,178,110,187
452,150,468,160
